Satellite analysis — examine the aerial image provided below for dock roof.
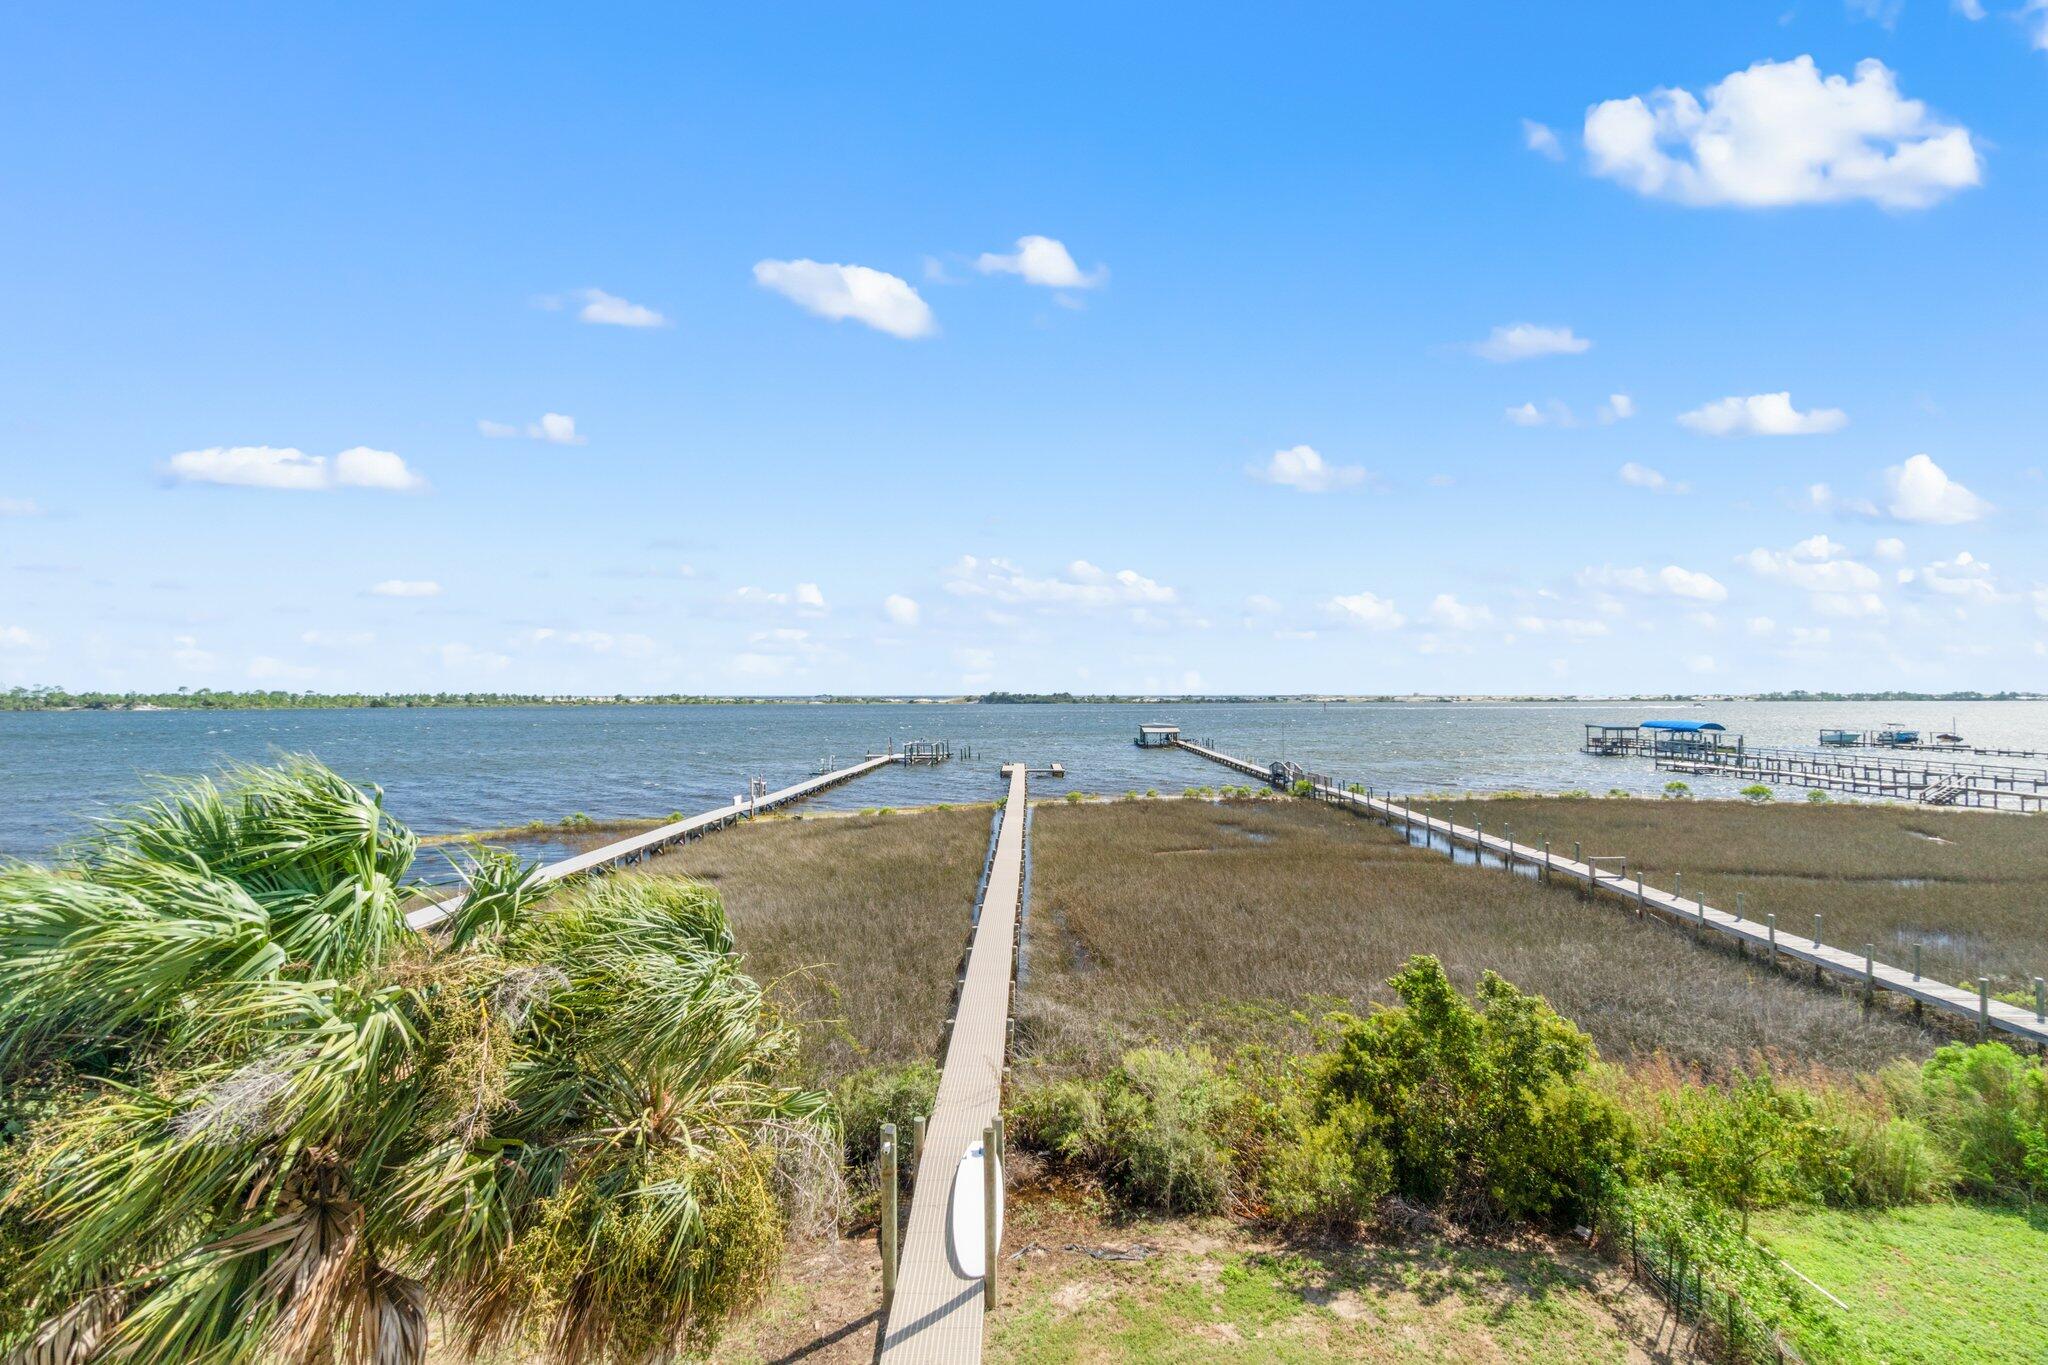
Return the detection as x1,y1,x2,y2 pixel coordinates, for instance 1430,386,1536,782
1641,719,1725,732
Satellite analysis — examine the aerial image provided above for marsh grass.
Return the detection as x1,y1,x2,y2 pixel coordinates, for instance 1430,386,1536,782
632,808,993,1081
1021,799,1934,1076
1444,796,2048,992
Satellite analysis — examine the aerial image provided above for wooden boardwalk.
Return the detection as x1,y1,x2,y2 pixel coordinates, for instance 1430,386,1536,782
1172,740,2048,1048
404,751,902,931
878,763,1029,1364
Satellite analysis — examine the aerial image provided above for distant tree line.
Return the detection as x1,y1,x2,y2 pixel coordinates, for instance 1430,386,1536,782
0,687,774,711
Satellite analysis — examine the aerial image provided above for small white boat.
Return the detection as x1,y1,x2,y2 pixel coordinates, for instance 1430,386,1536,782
950,1139,1003,1278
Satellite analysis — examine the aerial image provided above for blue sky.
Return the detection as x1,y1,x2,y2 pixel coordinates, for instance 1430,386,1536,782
3,1,2046,696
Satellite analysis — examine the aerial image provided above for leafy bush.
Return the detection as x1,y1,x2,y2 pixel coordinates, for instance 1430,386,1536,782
1907,1042,2048,1200
1805,788,1831,803
1289,779,1315,798
1663,781,1692,799
1011,1048,1239,1213
1314,956,1627,1228
1739,784,1774,804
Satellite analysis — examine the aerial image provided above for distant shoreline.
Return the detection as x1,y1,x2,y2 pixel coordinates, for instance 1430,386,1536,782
5,688,2043,713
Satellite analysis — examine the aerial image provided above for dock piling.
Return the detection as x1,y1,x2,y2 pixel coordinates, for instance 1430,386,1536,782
1979,978,1992,1039
2035,977,2045,1024
880,1124,899,1306
1767,913,1777,966
983,1123,1000,1307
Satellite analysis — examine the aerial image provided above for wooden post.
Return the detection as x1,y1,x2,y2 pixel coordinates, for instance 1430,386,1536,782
1766,913,1777,966
1913,942,1922,982
1542,838,1550,882
912,1114,926,1173
880,1124,899,1307
2033,976,2045,1023
1863,944,1875,1005
1637,870,1646,915
983,1123,1000,1306
1978,978,1991,1039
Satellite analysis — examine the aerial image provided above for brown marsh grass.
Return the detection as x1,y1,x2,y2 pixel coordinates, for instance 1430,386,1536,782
1022,798,1936,1077
1444,796,2048,994
627,806,995,1081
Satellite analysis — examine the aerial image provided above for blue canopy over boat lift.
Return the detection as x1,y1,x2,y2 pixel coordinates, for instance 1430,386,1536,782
1584,719,1738,758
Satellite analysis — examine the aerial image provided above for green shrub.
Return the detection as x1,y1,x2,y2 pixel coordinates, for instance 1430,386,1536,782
1290,779,1315,798
1011,1048,1239,1213
1064,790,1087,803
1606,788,1633,799
1805,788,1831,803
1314,956,1627,1228
1907,1042,2048,1200
1662,781,1691,799
837,1061,941,1170
1145,788,1159,798
1739,783,1774,804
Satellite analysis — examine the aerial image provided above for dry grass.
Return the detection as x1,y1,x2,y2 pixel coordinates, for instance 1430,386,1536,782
1021,799,1936,1076
625,806,995,1081
1444,796,2048,994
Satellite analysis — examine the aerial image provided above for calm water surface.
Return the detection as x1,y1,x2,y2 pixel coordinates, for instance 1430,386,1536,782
6,700,2048,860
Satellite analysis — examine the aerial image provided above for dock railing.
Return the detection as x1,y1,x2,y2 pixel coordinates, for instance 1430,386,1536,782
1167,739,2048,1049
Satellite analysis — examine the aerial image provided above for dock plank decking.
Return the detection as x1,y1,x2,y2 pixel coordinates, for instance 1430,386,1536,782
1172,740,2048,1048
405,751,902,931
878,762,1029,1364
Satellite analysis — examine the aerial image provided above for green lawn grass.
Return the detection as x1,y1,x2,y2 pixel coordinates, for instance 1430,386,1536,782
1750,1203,2048,1364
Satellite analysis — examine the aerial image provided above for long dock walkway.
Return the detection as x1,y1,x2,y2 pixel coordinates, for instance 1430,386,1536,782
1171,740,2048,1047
878,763,1029,1364
405,750,902,931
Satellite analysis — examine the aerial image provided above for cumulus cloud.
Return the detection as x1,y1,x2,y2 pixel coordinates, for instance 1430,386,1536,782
1428,594,1493,630
521,627,656,655
1884,453,1991,524
734,582,829,613
1584,56,1981,209
0,625,43,649
1512,615,1610,640
1913,550,2007,602
575,288,667,327
1677,392,1848,436
371,579,442,598
1598,394,1636,423
1814,591,1888,619
1521,119,1564,160
883,594,921,626
1471,323,1591,362
168,445,426,492
1740,537,1882,593
1619,462,1689,493
1247,444,1367,492
439,641,511,672
753,259,935,338
1325,591,1406,629
0,498,42,516
1578,564,1728,601
1506,400,1576,427
974,235,1107,289
943,557,1175,610
479,413,585,445
1874,536,1907,560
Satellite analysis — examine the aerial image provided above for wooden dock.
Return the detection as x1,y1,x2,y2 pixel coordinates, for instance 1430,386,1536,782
405,750,903,931
878,763,1029,1364
1656,745,2048,811
1169,740,2048,1048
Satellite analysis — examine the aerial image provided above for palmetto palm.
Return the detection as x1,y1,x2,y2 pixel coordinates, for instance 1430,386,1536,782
0,758,825,1364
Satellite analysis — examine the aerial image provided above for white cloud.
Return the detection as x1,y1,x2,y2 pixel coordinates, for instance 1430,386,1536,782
1814,591,1888,619
168,445,427,492
1740,540,1881,593
521,627,656,655
1747,616,1777,636
943,556,1176,609
438,641,512,672
883,594,921,626
753,259,935,338
1428,594,1493,630
1678,392,1847,436
1247,444,1367,492
0,498,42,516
247,656,316,682
1521,119,1564,160
576,288,667,328
734,582,830,614
1244,594,1282,616
0,625,42,649
1915,550,2007,602
1578,564,1728,601
479,413,585,445
370,579,442,598
1619,461,1689,494
1598,393,1636,423
1787,626,1833,648
1512,614,1610,641
1506,400,1577,427
1884,453,1991,524
170,634,214,668
1955,0,1986,17
974,235,1107,289
1325,591,1406,629
1874,536,1907,560
1472,323,1591,362
1584,56,1980,210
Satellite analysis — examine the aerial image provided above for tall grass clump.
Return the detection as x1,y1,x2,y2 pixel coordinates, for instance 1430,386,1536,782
0,758,825,1365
